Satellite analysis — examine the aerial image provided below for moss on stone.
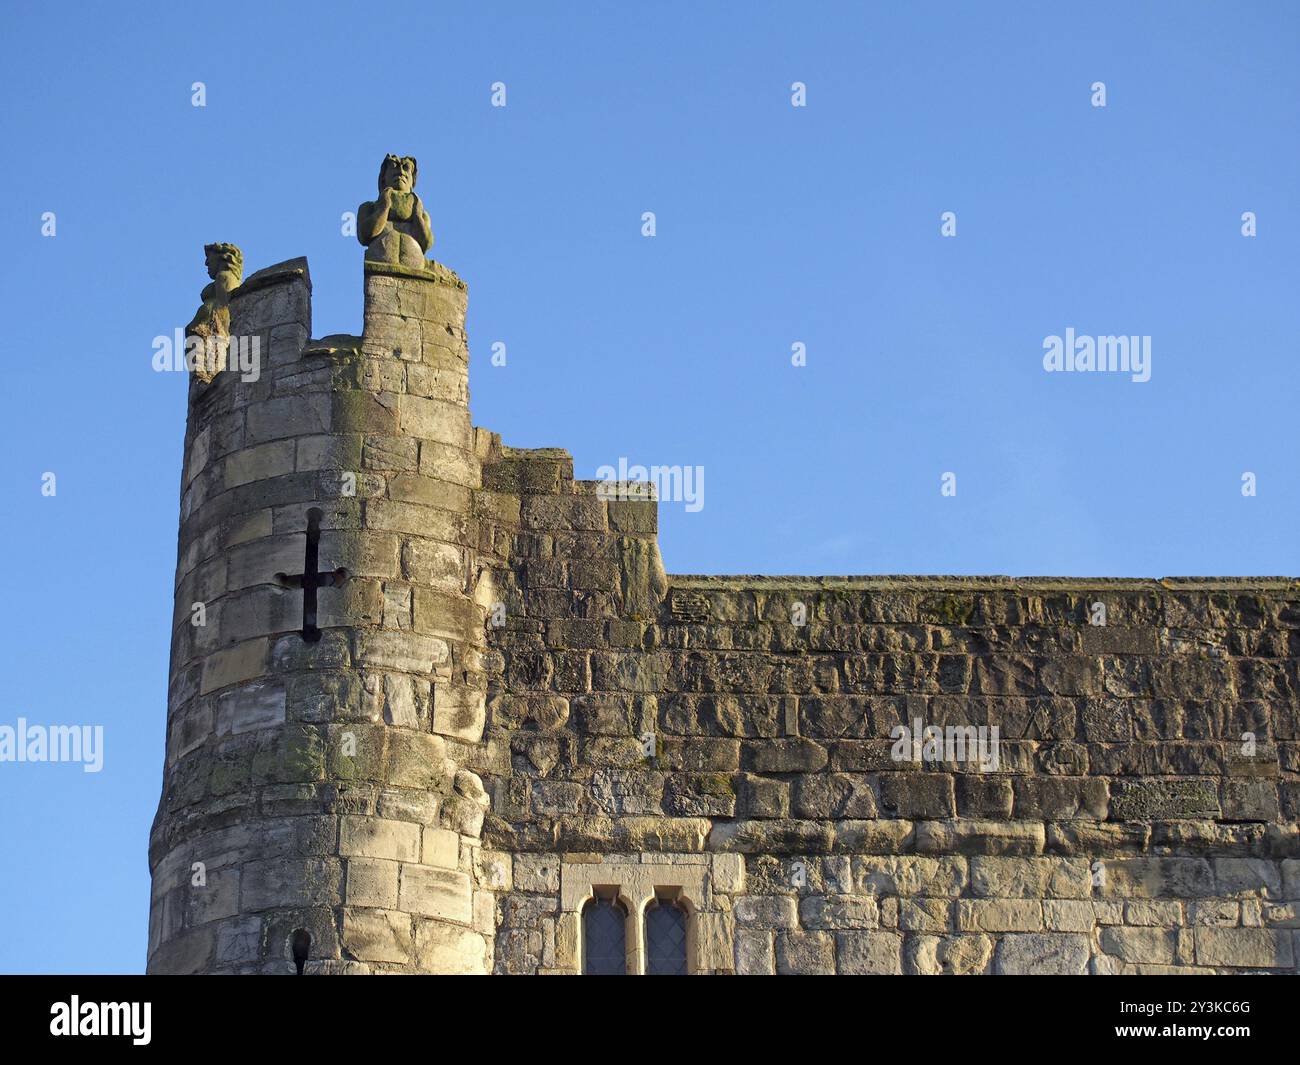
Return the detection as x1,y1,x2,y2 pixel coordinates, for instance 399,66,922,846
697,773,737,799
922,594,976,625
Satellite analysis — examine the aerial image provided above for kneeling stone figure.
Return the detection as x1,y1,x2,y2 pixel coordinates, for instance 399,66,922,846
358,153,434,269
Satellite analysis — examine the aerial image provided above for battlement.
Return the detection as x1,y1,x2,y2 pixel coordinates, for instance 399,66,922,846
152,185,1300,975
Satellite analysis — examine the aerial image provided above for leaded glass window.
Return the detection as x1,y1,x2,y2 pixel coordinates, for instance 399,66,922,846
644,897,688,975
582,896,626,975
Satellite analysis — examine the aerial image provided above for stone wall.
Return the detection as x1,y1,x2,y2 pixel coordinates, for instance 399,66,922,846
473,450,1300,974
150,259,495,974
153,256,1300,975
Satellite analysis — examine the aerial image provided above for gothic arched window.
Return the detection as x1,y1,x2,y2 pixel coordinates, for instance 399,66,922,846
644,895,688,975
582,895,627,975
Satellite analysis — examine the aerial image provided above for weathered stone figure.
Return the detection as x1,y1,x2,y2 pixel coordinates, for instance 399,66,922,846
357,154,433,268
185,242,242,383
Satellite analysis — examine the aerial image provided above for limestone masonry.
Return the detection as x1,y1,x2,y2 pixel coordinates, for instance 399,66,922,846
149,161,1300,975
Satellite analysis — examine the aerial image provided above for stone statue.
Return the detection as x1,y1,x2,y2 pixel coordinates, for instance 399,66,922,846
357,154,433,268
185,242,243,383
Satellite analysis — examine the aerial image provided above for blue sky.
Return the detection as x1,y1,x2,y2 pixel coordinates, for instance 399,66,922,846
0,1,1295,972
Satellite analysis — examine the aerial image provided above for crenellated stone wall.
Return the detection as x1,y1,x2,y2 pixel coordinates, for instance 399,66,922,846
472,449,1300,975
152,252,1300,976
150,259,495,974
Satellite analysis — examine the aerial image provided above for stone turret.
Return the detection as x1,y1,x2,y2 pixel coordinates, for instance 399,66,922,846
152,162,1299,979
149,185,495,971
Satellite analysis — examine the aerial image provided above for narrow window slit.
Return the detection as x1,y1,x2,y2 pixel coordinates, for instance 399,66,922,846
291,929,311,975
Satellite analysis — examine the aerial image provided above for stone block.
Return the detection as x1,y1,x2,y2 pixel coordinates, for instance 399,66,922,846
149,928,215,975
199,639,268,695
836,931,903,974
733,895,797,930
855,856,967,897
421,828,460,869
1194,927,1294,968
1012,777,1108,820
696,911,735,972
520,495,607,533
711,853,745,894
734,930,774,975
1124,900,1184,926
398,865,473,924
1100,926,1177,964
737,774,790,818
213,916,262,967
775,930,835,974
956,899,1043,932
1098,858,1214,898
240,858,342,912
799,894,880,930
914,819,1045,856
876,774,955,818
899,898,951,933
1213,858,1282,897
792,773,877,818
225,440,296,488
185,867,241,926
214,682,286,736
1110,779,1220,820
906,933,992,975
968,856,1091,899
340,816,420,863
748,738,828,773
341,908,412,964
664,773,737,817
1042,900,1096,933
245,394,331,444
401,537,465,590
513,855,561,893
345,859,400,909
433,683,487,743
351,629,449,673
411,921,488,975
1221,778,1280,820
993,933,1089,975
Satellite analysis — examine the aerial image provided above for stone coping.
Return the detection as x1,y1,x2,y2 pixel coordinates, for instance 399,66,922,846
498,445,572,461
226,254,468,300
232,256,311,297
365,258,466,290
302,333,362,359
668,575,1300,592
